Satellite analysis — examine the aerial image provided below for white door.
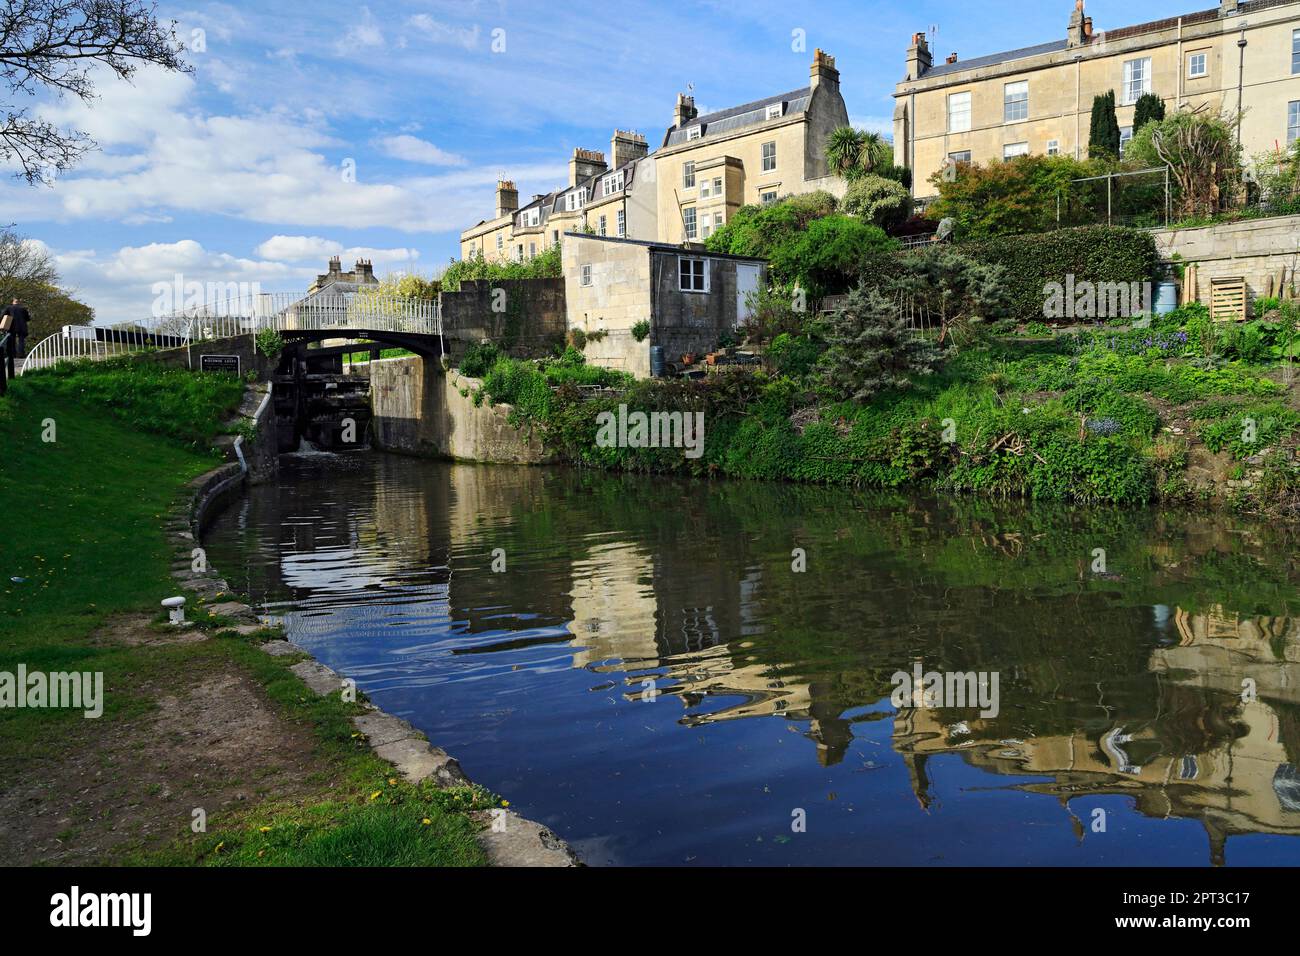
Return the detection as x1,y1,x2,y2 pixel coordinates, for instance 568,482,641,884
735,264,761,325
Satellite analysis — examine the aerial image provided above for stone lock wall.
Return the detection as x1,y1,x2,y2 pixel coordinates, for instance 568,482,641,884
369,355,551,464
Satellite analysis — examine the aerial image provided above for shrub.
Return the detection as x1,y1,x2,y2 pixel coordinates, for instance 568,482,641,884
1088,91,1121,159
817,284,947,403
1125,109,1243,218
255,328,284,358
769,215,895,298
961,226,1158,323
631,320,650,342
458,341,500,378
706,192,839,268
926,153,1096,239
842,175,912,232
27,356,244,448
767,333,824,379
440,245,562,291
1133,93,1166,132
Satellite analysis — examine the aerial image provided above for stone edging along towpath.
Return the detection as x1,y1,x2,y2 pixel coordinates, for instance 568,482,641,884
169,461,580,867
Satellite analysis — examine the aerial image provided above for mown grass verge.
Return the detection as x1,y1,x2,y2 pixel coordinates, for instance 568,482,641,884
0,359,488,866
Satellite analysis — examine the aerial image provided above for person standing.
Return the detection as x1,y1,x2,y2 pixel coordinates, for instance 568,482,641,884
1,298,31,355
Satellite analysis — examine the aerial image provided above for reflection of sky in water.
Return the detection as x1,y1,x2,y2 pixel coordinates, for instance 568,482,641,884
205,454,1300,867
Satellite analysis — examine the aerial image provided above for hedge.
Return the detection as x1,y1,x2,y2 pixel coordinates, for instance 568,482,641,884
960,226,1158,323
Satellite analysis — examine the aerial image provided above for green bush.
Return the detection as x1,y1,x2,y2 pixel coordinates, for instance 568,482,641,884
441,245,562,291
841,175,912,232
961,226,1158,323
927,153,1097,239
767,333,824,379
770,216,894,298
458,341,500,378
631,320,650,342
255,328,284,359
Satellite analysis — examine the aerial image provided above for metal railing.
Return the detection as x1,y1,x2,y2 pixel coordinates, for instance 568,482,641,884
19,290,442,377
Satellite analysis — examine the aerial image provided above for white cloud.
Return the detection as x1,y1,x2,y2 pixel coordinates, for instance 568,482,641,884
404,15,480,51
2,64,565,234
376,134,467,167
255,235,419,266
255,235,343,261
338,7,385,52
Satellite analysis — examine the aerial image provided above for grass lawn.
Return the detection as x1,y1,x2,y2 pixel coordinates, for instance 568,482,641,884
0,359,489,866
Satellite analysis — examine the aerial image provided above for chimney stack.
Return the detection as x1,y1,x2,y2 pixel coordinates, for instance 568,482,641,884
946,52,959,64
569,148,607,187
610,129,648,169
1220,0,1240,15
905,32,932,81
673,93,697,129
810,49,840,94
328,255,341,275
495,179,519,218
1068,0,1090,48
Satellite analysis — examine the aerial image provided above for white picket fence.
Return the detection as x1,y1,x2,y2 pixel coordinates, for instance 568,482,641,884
20,291,442,376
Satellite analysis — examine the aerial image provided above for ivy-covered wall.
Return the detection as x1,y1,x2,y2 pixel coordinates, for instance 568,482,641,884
439,278,566,361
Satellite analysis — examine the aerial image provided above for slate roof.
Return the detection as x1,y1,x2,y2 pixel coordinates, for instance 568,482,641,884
921,40,1068,80
664,87,810,147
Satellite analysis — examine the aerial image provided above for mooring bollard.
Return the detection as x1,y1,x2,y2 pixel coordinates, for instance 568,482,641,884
162,596,187,625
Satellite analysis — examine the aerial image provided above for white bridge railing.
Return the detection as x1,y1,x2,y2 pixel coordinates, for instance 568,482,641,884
20,290,442,376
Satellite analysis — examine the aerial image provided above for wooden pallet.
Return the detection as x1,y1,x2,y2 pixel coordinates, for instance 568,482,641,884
1210,276,1247,322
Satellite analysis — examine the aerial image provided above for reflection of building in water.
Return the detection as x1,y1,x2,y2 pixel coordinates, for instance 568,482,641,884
565,546,852,764
892,607,1300,864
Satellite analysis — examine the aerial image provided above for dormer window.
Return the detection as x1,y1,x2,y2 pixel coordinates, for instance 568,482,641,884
766,103,782,120
601,170,625,196
565,188,586,212
685,126,702,141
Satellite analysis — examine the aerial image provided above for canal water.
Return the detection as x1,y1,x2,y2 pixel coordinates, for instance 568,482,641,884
203,452,1300,866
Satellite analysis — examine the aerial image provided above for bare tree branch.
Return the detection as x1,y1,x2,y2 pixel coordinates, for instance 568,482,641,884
1,0,191,184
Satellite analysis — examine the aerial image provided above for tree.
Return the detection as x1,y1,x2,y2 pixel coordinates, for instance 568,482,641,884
1125,108,1242,218
824,126,892,182
769,215,894,299
705,191,837,263
887,247,1009,347
1088,91,1121,159
841,174,913,232
1,0,190,183
0,228,94,346
1132,93,1166,133
817,284,947,403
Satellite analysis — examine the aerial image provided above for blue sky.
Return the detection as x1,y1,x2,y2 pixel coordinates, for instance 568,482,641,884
5,0,1201,324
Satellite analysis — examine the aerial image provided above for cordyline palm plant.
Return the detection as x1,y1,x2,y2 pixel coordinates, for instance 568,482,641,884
825,126,890,181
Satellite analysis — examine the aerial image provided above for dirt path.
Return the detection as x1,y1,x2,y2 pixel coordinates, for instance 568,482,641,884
0,615,331,865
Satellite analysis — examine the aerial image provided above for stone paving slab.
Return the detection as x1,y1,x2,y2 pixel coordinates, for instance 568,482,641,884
290,660,345,696
477,812,579,868
259,639,305,656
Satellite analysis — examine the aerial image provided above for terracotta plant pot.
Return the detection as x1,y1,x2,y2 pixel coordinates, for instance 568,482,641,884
681,352,696,366
705,352,718,366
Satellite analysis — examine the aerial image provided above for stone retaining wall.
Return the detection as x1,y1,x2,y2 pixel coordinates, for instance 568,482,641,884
369,355,551,464
1153,215,1300,308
